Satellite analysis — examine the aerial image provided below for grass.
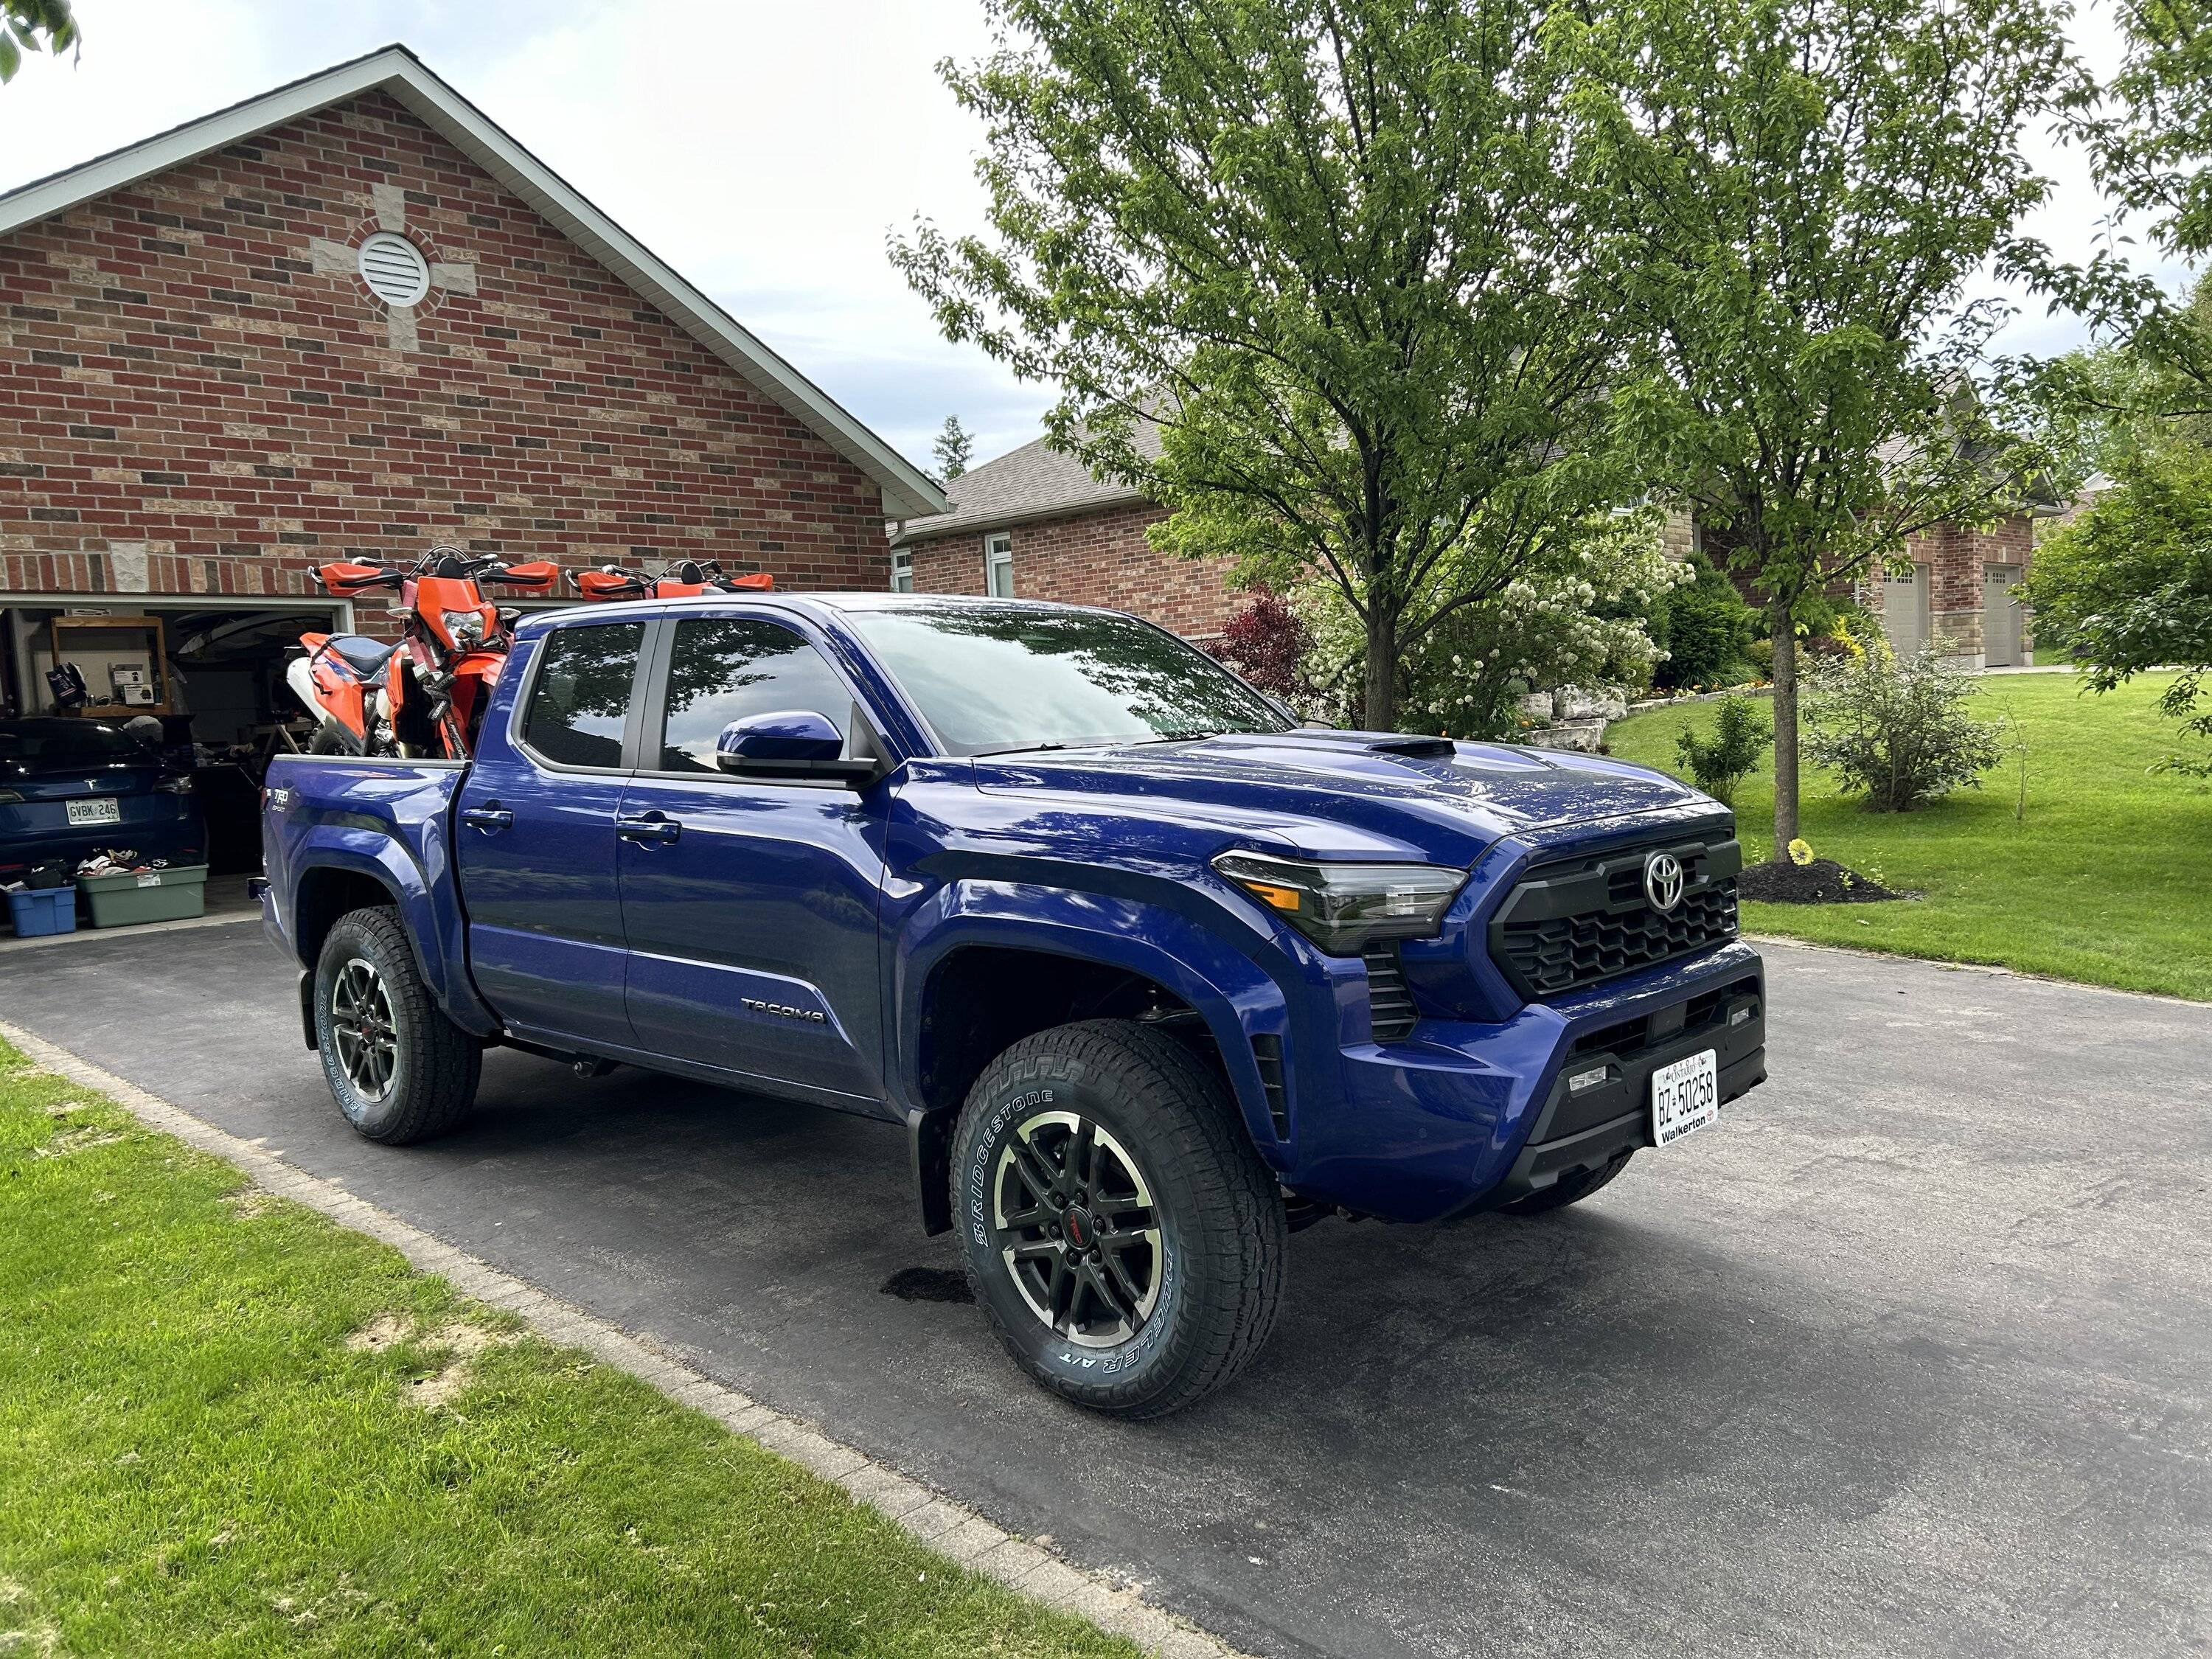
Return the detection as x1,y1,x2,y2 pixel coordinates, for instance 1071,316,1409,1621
0,1039,1137,1658
1606,669,2212,1001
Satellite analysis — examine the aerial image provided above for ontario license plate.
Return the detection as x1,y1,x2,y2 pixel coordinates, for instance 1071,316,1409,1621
66,796,120,826
1651,1048,1720,1148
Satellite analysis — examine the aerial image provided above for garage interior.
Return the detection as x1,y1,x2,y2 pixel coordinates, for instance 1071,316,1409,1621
1,596,348,877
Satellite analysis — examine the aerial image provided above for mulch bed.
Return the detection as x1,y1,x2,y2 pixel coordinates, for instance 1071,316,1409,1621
1738,857,1902,905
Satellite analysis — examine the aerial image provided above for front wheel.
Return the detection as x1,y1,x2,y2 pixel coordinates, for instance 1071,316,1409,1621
951,1020,1287,1418
313,905,481,1144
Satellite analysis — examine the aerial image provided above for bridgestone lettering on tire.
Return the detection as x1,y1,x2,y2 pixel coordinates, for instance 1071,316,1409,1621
313,905,481,1145
951,1019,1287,1418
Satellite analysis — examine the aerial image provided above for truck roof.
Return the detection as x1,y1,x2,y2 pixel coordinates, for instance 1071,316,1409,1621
514,591,1127,638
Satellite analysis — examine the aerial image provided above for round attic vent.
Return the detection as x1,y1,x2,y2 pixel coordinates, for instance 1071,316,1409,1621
357,232,431,307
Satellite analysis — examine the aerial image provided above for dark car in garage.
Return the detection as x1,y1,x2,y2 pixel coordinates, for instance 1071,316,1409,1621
0,718,206,880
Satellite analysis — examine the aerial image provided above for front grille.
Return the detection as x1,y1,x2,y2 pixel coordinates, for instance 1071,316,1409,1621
1363,945,1419,1041
1492,833,1741,1000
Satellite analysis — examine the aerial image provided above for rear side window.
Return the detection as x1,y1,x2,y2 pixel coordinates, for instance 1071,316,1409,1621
521,622,644,768
656,616,852,774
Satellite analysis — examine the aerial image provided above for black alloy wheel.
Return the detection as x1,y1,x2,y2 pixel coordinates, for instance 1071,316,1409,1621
328,956,399,1102
992,1109,1164,1347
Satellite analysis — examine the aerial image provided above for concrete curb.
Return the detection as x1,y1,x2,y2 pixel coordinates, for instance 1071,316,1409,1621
0,1018,1252,1659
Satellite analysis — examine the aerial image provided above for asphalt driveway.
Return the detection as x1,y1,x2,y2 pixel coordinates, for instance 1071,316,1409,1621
4,922,2207,1658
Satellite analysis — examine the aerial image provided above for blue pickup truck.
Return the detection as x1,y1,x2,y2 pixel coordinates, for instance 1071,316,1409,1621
259,594,1764,1416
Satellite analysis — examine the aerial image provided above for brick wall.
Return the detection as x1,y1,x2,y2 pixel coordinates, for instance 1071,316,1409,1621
0,91,884,636
903,500,1245,639
1863,512,2035,665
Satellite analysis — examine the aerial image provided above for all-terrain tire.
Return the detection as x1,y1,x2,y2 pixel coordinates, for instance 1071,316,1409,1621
1499,1150,1634,1215
951,1019,1287,1418
313,905,481,1144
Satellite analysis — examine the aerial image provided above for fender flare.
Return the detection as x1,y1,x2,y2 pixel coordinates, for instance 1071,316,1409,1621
894,879,1298,1164
288,827,499,1040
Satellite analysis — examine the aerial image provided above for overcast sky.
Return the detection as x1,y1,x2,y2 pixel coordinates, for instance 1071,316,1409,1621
0,0,2192,478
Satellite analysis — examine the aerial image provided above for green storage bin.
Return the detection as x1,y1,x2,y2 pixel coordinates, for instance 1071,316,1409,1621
78,864,209,928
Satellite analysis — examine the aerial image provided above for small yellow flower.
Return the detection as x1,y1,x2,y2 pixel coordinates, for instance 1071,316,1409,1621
1787,838,1815,866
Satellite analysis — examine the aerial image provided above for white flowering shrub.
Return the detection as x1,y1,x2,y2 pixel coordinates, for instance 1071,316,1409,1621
1292,509,1688,737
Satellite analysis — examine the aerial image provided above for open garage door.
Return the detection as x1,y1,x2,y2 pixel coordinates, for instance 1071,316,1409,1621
1,597,349,873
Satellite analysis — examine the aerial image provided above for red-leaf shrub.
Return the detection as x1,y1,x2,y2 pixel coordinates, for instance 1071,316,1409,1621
1214,591,1310,699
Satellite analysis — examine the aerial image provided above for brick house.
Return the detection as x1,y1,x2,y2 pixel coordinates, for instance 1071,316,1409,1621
894,417,2045,668
888,420,1243,641
0,45,944,733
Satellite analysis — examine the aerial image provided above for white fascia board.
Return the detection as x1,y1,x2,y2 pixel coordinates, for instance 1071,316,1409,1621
0,46,948,521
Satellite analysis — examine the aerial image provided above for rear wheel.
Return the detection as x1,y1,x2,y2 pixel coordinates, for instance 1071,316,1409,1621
1500,1150,1634,1215
306,724,347,755
951,1020,1286,1418
313,906,481,1144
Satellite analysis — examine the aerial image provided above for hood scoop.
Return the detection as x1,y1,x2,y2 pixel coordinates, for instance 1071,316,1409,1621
1264,728,1460,760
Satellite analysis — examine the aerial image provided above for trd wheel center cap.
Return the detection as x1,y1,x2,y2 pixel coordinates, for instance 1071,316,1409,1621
1062,1206,1097,1251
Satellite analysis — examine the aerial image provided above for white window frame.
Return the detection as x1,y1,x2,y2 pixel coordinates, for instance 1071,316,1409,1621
890,546,914,593
984,532,1015,598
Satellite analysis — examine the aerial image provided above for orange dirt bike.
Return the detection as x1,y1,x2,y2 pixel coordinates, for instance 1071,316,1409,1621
291,546,559,758
569,558,774,602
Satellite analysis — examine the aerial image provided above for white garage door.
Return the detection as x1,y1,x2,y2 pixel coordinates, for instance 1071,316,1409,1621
1882,566,1929,657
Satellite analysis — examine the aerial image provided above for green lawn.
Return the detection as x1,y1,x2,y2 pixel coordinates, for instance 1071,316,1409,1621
1605,669,2212,1001
0,1040,1135,1658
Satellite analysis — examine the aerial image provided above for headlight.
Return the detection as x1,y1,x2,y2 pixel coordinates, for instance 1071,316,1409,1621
442,609,486,646
1212,850,1467,954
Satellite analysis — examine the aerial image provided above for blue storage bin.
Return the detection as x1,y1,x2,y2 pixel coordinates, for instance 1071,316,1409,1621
6,886,77,938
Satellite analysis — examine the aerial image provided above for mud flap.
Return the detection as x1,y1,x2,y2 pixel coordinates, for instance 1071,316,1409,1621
908,1107,953,1236
297,968,317,1051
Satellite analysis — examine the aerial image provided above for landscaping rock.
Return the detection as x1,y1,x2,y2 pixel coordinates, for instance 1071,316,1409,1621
1521,719,1607,754
1514,691,1555,723
1557,684,1630,722
1737,858,1900,905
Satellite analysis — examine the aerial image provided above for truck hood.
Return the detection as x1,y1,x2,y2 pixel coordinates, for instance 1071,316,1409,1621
973,728,1717,866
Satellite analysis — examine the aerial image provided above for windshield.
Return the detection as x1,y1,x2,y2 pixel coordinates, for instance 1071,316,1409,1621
0,719,151,778
846,603,1290,757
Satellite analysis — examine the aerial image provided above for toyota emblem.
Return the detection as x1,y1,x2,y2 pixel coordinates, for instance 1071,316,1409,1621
1644,851,1686,914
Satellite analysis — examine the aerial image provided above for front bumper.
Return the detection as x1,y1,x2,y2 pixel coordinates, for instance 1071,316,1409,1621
1278,940,1765,1223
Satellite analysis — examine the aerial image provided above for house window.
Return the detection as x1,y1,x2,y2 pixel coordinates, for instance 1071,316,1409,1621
984,532,1014,598
890,547,914,594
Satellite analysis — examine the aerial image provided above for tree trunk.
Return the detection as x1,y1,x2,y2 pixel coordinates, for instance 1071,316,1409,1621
1770,607,1799,863
1362,602,1399,732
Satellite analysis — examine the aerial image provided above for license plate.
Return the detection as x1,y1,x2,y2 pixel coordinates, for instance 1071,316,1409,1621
1652,1048,1720,1148
66,796,120,826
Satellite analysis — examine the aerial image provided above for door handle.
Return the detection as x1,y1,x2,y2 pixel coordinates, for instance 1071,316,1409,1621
461,804,512,833
616,813,681,845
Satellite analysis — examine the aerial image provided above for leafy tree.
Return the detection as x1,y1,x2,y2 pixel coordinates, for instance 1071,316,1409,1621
932,414,974,481
1564,0,2066,862
891,0,1634,731
2025,443,2212,773
1,0,77,82
1295,508,1681,738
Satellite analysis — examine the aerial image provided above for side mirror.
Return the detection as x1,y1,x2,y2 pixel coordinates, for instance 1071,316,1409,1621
714,712,879,785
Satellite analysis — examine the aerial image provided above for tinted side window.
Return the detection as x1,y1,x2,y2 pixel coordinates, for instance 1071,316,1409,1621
658,617,852,774
521,622,644,768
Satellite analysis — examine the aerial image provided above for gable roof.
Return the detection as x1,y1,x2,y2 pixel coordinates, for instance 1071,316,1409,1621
891,416,1162,545
0,44,947,521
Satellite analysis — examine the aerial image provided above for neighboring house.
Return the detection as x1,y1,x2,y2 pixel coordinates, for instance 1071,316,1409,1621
0,45,943,728
887,419,1242,640
893,416,2048,669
